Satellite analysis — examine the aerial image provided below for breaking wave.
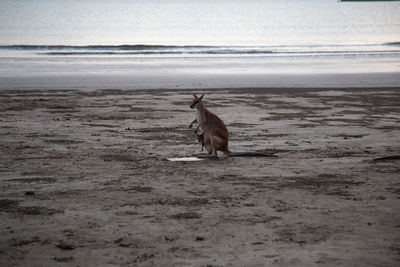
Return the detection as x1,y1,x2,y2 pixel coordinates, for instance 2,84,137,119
1,43,399,57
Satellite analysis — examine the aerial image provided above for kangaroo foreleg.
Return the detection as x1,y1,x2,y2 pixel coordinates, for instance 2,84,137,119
189,119,197,128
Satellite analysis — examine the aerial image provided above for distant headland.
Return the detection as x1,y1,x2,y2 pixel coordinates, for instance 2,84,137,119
340,0,400,2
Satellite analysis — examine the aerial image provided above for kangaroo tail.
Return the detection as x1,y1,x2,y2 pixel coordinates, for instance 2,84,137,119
228,152,278,157
221,148,232,155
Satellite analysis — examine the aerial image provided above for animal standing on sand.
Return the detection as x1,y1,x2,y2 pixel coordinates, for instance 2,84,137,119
189,94,276,158
194,127,205,152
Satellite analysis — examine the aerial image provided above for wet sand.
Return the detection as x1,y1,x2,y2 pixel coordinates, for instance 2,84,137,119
1,72,400,91
0,88,399,266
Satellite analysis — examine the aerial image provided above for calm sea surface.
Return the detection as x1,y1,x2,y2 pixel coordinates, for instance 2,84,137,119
1,0,399,46
0,0,399,88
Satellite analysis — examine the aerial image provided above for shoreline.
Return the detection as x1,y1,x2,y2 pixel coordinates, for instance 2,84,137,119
1,85,399,97
1,72,399,91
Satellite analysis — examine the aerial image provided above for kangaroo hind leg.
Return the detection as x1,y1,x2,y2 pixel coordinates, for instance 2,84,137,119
210,135,223,158
199,135,218,158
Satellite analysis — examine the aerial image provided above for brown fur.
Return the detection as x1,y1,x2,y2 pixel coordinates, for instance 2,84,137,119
189,94,277,158
194,127,205,151
189,94,231,157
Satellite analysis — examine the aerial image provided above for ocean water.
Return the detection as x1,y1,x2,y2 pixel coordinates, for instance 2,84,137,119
0,0,399,89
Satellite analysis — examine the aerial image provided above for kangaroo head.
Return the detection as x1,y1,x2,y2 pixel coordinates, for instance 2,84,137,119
190,94,205,109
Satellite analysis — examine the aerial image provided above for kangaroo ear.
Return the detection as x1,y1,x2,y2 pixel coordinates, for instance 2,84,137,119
199,94,205,100
192,94,198,99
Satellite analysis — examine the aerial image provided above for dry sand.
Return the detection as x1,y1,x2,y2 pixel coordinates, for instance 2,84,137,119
0,88,399,266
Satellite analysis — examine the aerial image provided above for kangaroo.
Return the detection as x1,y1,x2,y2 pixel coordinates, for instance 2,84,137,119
194,126,205,152
189,94,276,158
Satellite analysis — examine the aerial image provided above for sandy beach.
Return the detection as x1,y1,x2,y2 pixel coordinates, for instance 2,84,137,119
0,87,399,266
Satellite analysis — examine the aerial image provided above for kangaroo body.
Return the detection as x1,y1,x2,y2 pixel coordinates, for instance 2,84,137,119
190,94,231,157
190,94,276,158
